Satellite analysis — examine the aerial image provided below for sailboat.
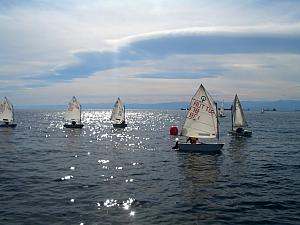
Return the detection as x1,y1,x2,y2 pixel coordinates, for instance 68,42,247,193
63,96,84,128
229,94,252,137
261,106,265,113
176,84,224,153
219,99,226,117
110,97,127,128
0,97,17,128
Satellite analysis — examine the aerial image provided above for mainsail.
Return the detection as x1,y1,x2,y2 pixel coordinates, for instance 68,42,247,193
232,94,248,129
180,84,218,139
64,96,81,124
111,98,125,124
0,97,14,122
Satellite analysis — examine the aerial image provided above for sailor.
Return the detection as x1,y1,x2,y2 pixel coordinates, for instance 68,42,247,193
236,127,244,134
187,137,198,144
172,138,179,149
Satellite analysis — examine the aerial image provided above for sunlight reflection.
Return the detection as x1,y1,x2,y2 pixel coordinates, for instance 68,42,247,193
99,197,136,211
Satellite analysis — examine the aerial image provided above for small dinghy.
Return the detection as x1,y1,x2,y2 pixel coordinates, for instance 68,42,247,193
175,84,224,153
63,96,84,129
0,97,17,128
111,97,127,128
219,99,226,117
229,94,252,137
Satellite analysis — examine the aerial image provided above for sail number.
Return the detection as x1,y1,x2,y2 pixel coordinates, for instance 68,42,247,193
188,99,215,119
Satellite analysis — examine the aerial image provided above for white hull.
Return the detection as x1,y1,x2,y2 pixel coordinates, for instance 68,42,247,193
178,143,224,153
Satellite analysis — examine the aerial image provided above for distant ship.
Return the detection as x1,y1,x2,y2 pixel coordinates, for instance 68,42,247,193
180,107,190,110
261,107,277,112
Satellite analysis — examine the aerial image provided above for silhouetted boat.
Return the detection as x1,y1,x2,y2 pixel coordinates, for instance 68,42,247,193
0,97,17,128
63,96,84,129
111,97,127,128
229,94,252,137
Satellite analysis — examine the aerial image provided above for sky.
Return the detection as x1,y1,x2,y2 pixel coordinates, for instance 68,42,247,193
0,0,300,106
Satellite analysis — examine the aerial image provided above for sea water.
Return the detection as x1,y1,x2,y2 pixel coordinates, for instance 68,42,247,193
0,110,299,224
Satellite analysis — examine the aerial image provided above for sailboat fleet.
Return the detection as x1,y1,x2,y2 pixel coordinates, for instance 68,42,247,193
173,84,252,153
1,85,253,153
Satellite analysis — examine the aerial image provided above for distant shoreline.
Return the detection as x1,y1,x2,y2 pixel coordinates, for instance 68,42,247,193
14,100,300,111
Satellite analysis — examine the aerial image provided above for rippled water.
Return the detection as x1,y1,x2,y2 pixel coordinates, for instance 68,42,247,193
0,110,299,225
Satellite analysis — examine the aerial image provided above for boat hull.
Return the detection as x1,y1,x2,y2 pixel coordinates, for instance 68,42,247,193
113,123,127,128
63,124,84,129
0,123,17,128
178,143,224,153
229,130,252,137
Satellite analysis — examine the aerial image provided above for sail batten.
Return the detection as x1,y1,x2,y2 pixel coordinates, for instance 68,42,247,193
0,97,14,122
180,84,218,139
111,98,125,124
64,96,81,123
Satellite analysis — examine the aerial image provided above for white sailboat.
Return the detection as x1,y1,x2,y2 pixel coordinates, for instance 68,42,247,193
229,94,252,137
111,97,127,128
63,96,84,128
261,106,265,113
0,97,17,128
176,84,224,153
219,99,226,117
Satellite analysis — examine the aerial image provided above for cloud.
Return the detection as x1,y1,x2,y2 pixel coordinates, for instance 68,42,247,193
1,0,300,104
50,27,300,81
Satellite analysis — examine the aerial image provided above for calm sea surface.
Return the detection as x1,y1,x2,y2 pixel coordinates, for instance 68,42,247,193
0,110,299,225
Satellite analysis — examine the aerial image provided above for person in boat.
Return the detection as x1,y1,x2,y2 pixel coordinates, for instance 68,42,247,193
172,138,179,149
236,127,244,134
72,121,76,125
186,137,198,144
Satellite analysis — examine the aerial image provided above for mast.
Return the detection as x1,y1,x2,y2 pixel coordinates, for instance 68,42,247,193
216,102,220,142
231,103,233,131
80,103,82,123
123,104,126,123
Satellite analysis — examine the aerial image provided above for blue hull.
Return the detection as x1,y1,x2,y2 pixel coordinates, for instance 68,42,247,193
113,123,127,128
0,123,17,128
64,124,84,129
178,143,224,153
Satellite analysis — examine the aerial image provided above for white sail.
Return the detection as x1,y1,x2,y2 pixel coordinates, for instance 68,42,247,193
232,94,248,129
180,84,218,139
0,97,14,122
64,96,81,124
220,99,225,116
110,98,125,124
